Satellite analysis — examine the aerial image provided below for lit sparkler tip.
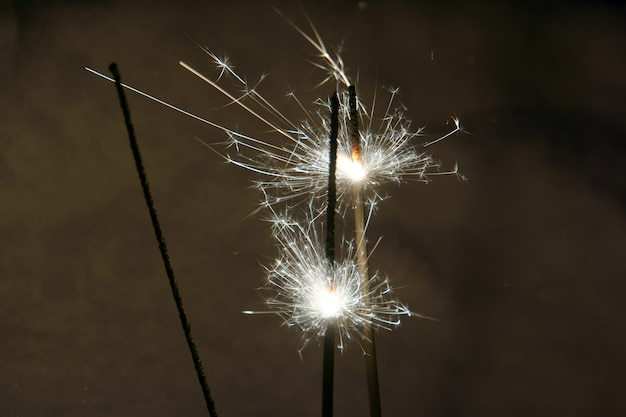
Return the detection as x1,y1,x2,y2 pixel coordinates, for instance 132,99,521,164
171,33,462,215
256,209,412,351
337,153,366,182
315,284,343,318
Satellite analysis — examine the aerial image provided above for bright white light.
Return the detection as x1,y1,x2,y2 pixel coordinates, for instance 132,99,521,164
315,284,343,318
337,154,366,182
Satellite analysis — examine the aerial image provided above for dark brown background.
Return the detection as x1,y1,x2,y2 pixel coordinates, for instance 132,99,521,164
2,0,625,416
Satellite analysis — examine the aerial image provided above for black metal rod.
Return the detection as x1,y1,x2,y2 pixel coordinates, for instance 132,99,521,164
109,62,218,417
322,92,339,417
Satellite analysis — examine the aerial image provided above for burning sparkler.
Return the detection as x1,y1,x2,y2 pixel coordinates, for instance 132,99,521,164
244,208,412,354
180,53,463,214
173,9,464,216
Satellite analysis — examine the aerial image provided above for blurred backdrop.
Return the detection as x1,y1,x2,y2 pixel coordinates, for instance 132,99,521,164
1,0,625,416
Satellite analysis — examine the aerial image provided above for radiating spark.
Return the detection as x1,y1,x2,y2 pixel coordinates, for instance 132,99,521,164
250,208,412,352
177,13,463,213
180,60,456,212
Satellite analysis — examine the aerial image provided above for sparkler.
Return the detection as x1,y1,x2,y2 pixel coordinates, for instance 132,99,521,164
347,84,382,417
179,54,463,214
244,207,412,354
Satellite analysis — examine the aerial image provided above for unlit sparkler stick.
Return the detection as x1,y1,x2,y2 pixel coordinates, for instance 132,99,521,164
348,85,382,417
108,63,218,417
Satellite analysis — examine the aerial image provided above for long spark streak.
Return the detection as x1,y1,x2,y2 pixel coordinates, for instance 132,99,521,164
84,66,279,153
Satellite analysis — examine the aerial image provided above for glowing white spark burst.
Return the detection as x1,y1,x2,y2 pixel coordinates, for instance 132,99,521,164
178,12,464,212
185,63,462,212
316,285,343,318
337,154,365,182
252,209,412,352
